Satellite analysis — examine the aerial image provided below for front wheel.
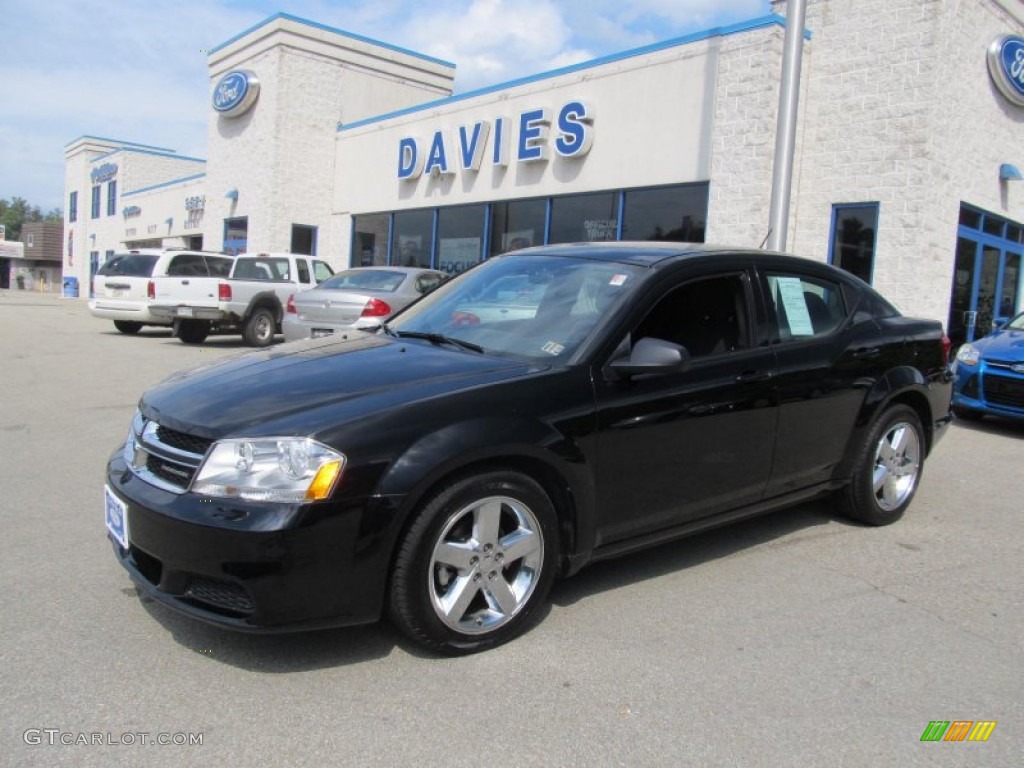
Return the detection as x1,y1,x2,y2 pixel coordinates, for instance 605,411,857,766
839,404,925,526
242,307,276,347
389,471,559,655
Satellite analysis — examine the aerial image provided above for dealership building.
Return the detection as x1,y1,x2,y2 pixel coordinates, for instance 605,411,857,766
63,0,1023,346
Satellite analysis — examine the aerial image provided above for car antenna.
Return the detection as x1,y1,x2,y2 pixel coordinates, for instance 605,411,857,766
759,228,773,250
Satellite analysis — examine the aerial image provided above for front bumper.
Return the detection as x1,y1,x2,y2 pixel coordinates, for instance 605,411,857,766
106,451,401,632
952,361,1024,420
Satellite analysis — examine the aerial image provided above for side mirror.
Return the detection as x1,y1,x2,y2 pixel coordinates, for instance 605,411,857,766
609,337,691,378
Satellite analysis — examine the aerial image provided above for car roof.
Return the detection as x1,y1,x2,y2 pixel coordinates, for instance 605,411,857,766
503,241,799,268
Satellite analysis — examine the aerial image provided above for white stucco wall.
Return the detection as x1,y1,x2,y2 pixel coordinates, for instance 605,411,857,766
201,14,456,261
779,0,1024,323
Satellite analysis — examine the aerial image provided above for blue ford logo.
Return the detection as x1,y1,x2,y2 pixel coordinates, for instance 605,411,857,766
213,70,260,117
988,35,1024,107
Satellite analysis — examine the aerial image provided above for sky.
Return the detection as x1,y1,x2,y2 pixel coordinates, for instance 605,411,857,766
0,0,771,215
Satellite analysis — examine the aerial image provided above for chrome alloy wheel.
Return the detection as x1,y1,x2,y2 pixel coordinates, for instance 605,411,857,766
871,421,921,512
428,495,544,635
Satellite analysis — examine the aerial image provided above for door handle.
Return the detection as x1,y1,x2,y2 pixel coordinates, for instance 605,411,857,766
735,371,773,383
182,280,190,285
852,346,881,359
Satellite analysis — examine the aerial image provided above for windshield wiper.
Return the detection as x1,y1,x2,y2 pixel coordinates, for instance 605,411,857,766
393,330,484,354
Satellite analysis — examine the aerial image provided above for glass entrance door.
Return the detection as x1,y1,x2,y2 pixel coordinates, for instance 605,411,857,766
947,207,1024,348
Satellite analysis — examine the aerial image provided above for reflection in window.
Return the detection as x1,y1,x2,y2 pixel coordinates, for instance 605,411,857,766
830,204,878,284
490,199,546,255
392,209,434,268
634,275,748,356
548,192,618,244
437,205,486,277
354,213,390,266
622,184,708,242
223,217,248,256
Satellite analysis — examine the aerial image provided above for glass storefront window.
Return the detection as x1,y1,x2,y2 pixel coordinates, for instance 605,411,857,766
548,192,618,244
437,205,486,277
490,199,546,255
353,213,390,266
830,204,878,285
621,184,708,242
223,217,248,256
392,209,434,268
982,216,1005,237
290,224,317,255
959,207,981,229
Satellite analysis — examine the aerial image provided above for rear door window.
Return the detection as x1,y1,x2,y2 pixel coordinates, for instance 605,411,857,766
765,273,846,341
166,254,208,276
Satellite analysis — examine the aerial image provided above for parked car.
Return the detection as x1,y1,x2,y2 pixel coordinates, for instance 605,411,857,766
282,267,446,341
105,243,952,655
148,252,334,345
951,310,1024,421
88,249,233,334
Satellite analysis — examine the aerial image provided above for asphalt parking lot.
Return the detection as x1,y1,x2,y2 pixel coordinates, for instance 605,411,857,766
2,289,1021,767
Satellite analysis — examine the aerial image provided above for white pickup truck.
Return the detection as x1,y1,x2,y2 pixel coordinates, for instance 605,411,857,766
149,252,334,345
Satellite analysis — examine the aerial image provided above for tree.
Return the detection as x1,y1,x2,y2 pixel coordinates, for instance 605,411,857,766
0,197,62,241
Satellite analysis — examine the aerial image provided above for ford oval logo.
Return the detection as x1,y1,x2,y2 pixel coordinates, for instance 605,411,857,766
212,70,260,117
987,35,1024,107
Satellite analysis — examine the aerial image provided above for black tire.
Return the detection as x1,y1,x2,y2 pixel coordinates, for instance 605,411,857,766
113,321,143,335
242,307,277,347
952,406,983,421
839,404,925,526
176,319,210,344
389,471,560,655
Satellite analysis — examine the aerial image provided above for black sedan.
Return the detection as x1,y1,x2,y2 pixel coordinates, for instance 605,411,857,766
105,243,953,654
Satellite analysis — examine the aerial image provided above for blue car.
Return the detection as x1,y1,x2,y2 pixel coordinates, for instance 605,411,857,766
952,311,1024,421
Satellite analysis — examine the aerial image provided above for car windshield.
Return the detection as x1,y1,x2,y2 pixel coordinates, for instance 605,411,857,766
97,254,159,277
387,254,643,361
1005,313,1024,331
320,269,406,293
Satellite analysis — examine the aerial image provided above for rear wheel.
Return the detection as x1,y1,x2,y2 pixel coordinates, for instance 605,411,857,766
242,307,276,347
176,319,210,344
390,471,559,655
113,321,142,335
840,404,924,526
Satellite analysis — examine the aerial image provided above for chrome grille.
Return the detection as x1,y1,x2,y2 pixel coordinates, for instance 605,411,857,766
127,416,209,493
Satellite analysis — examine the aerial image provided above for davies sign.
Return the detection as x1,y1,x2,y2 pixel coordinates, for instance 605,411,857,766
398,101,594,180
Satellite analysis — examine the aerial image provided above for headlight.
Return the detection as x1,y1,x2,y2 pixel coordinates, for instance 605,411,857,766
955,343,980,366
192,437,345,503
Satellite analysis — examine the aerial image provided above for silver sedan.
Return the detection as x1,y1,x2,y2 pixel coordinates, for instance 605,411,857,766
282,267,446,341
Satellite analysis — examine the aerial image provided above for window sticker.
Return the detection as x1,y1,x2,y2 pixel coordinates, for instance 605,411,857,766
541,341,565,356
776,277,815,336
609,274,629,287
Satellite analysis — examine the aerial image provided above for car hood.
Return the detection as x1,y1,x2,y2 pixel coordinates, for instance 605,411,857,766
976,327,1024,361
142,334,547,438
